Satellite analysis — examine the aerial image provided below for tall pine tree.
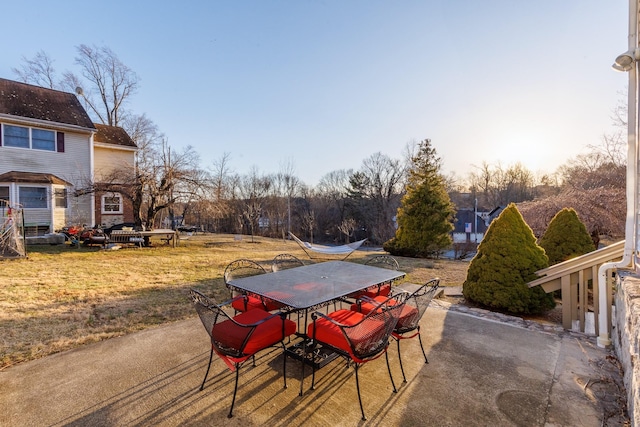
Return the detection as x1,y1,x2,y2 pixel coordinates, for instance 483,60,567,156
384,139,455,257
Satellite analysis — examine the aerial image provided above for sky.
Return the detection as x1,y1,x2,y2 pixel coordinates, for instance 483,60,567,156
0,1,629,186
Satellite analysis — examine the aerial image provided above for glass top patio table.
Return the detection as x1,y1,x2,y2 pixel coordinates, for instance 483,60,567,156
226,260,405,310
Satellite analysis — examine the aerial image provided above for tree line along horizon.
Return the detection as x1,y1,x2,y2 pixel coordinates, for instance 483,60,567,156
11,46,626,248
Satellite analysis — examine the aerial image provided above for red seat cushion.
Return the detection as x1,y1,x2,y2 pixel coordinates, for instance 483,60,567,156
231,295,266,312
351,283,392,299
351,297,419,330
232,295,287,312
307,309,386,359
212,309,297,357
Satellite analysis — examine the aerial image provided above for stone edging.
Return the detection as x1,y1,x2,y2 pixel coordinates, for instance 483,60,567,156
431,298,586,339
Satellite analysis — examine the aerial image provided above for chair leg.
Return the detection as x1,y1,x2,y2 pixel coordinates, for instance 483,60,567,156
228,365,240,418
385,351,398,392
417,329,429,364
200,348,214,391
396,339,407,383
355,364,367,421
310,352,317,390
282,343,288,389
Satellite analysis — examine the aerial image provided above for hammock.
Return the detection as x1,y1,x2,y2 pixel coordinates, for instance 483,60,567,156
289,232,367,260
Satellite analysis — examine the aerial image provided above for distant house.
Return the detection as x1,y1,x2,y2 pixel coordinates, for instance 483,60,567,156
451,206,504,243
0,78,137,235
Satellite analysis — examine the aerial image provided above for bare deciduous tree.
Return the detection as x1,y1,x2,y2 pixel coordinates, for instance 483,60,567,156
519,187,625,247
12,50,57,88
347,152,404,244
63,44,139,126
338,218,357,243
468,161,536,208
236,166,271,238
243,201,262,242
301,209,316,243
199,152,235,232
279,159,300,238
559,151,625,191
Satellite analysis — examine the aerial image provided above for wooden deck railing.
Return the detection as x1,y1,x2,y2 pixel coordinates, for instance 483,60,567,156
527,240,625,334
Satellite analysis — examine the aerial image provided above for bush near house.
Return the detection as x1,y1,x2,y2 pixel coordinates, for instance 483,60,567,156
538,207,595,265
463,203,555,314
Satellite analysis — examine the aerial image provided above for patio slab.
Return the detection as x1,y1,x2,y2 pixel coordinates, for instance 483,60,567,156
0,303,627,426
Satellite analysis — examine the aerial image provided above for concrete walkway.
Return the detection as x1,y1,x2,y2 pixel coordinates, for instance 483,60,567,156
0,302,628,426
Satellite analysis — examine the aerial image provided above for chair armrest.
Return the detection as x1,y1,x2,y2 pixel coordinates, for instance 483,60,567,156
311,310,347,327
352,295,376,311
311,310,371,329
219,294,247,308
357,295,376,303
234,310,289,327
389,288,411,298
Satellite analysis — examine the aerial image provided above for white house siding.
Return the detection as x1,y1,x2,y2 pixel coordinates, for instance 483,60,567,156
0,129,94,228
452,232,484,243
53,132,93,186
22,208,50,225
53,207,66,231
94,145,135,180
0,131,92,186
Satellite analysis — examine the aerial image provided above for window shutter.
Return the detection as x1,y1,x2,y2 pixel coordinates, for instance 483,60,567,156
56,132,65,152
0,124,3,146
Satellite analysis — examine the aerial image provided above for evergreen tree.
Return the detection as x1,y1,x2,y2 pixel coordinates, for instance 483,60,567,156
383,139,455,257
538,208,595,265
463,203,555,314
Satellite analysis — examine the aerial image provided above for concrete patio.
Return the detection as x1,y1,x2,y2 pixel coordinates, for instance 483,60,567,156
0,301,628,426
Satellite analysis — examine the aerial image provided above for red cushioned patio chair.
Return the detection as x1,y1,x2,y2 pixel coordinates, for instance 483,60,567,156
348,255,399,301
189,289,297,418
351,278,440,382
223,259,283,312
307,293,407,421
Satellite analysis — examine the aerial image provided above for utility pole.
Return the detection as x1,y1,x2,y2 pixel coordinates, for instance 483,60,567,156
474,197,478,243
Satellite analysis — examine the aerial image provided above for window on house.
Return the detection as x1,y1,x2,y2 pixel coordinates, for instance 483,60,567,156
4,124,29,148
2,124,57,151
102,193,123,214
54,188,67,208
32,128,56,151
19,187,48,209
0,186,8,208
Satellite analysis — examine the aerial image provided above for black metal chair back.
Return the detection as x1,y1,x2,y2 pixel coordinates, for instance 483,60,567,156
364,255,399,271
223,259,268,310
342,294,406,361
271,253,304,272
188,289,295,418
392,278,440,382
223,259,266,287
309,293,408,421
395,278,440,335
351,255,399,299
191,289,253,359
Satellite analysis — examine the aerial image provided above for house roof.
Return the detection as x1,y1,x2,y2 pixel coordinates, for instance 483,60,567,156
0,78,95,130
94,124,137,148
0,171,71,186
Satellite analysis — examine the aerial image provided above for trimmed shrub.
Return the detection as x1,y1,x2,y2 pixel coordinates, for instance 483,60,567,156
538,208,595,265
463,203,555,314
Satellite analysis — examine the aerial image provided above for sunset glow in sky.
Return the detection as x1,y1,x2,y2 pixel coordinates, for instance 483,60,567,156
0,1,629,185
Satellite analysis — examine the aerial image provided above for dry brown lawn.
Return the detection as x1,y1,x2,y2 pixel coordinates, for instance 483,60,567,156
0,233,469,370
